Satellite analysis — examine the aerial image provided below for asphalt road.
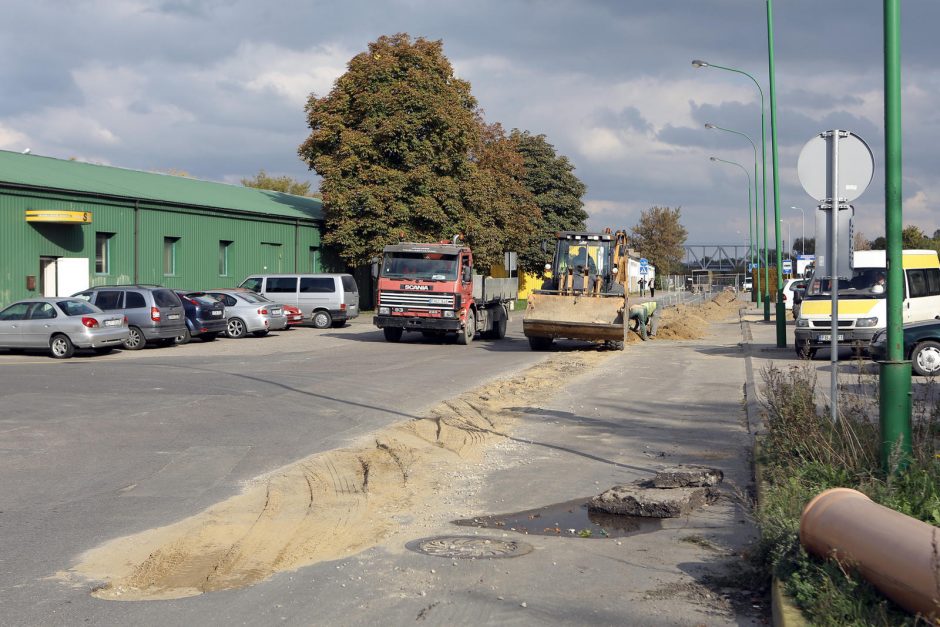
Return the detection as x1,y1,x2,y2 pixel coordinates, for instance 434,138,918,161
0,316,548,626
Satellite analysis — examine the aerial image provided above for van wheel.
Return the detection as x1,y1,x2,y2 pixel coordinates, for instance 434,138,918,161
123,326,146,350
227,318,247,339
312,310,332,329
383,327,403,342
457,310,475,345
50,334,75,359
912,341,940,376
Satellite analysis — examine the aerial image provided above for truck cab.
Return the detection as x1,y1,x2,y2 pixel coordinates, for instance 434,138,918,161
373,239,516,345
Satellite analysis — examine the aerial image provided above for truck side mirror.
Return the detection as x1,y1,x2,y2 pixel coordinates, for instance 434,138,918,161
462,266,472,283
370,257,379,279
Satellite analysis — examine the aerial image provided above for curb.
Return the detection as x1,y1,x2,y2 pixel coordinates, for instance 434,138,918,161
740,311,808,627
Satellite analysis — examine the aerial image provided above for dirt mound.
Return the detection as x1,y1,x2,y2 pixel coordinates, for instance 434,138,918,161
65,351,613,601
654,291,744,341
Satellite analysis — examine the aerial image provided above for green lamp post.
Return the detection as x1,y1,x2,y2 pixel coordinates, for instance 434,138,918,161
709,157,754,285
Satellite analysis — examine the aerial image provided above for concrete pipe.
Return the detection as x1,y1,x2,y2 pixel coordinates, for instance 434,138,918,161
799,487,940,621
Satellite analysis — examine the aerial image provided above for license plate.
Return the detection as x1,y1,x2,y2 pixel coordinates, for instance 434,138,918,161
819,334,844,341
168,313,180,320
104,319,122,327
272,308,282,315
212,310,222,316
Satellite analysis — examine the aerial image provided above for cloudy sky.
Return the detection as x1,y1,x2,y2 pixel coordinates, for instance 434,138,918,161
2,0,939,249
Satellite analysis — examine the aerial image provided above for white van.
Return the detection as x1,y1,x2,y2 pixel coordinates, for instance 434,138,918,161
794,249,940,358
239,274,360,329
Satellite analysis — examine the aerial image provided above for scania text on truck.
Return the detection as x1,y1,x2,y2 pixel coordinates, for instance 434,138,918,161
372,236,517,345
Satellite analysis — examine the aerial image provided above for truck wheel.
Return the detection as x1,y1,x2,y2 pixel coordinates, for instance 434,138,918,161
457,310,475,345
528,336,553,351
384,327,403,342
490,317,507,340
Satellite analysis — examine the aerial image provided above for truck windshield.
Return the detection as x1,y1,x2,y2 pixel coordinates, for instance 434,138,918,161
382,253,458,280
554,241,609,275
805,267,888,299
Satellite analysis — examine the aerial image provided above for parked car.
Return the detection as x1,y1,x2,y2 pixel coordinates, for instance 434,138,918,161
204,289,288,338
282,304,304,327
73,285,186,350
742,279,753,292
0,297,128,358
238,273,360,329
174,291,227,344
870,320,940,376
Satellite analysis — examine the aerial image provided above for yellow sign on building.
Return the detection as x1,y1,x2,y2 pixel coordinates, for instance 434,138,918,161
25,210,92,223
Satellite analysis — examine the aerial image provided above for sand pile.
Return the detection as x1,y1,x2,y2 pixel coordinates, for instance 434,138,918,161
653,290,744,341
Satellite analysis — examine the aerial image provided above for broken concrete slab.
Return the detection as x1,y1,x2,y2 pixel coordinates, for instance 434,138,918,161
589,484,712,518
652,465,723,488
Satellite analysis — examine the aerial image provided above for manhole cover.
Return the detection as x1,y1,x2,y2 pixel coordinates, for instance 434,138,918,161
407,536,533,559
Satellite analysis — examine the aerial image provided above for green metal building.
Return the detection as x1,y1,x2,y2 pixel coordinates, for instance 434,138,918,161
0,150,324,306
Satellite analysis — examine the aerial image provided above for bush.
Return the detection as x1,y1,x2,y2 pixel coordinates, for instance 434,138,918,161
754,364,940,625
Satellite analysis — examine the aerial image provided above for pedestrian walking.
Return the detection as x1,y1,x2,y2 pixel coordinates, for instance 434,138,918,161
638,277,647,297
649,279,655,298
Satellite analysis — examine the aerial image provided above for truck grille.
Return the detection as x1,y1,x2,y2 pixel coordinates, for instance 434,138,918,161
379,290,455,311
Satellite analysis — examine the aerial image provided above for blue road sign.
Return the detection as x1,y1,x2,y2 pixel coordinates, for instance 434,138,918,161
782,260,793,273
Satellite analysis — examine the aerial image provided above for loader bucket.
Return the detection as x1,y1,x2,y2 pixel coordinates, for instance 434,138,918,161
523,291,627,344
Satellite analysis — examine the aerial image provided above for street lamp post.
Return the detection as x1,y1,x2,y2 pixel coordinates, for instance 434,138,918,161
765,0,787,348
705,123,762,305
790,206,805,256
709,156,752,287
693,58,771,323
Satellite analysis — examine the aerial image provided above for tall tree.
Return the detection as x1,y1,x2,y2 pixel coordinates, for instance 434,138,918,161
853,231,871,251
511,130,587,273
902,224,928,249
459,122,540,269
242,169,313,196
298,33,480,267
792,237,815,255
630,206,688,275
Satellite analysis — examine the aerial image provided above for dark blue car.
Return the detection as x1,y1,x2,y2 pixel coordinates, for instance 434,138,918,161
174,291,226,344
869,320,940,376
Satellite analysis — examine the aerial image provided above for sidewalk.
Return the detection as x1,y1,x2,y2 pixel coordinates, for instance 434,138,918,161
297,305,766,625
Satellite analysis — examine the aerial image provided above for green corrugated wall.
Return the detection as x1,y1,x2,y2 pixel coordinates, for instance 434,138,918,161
0,187,323,306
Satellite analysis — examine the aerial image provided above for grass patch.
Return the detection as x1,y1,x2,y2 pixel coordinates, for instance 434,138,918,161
754,364,940,625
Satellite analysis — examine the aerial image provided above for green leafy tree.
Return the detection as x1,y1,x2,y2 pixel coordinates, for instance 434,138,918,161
298,33,480,267
458,122,540,269
241,169,313,196
630,206,688,276
792,237,815,255
902,224,929,249
511,130,587,273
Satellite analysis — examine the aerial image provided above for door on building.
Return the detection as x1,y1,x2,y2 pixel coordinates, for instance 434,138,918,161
261,243,283,273
39,257,58,297
39,257,90,297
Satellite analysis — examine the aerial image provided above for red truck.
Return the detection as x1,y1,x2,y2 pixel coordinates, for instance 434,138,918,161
372,236,517,344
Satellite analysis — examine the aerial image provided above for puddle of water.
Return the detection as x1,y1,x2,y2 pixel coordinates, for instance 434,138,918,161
452,497,662,539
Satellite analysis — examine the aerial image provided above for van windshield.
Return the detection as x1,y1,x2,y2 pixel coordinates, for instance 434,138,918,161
382,253,458,280
805,267,887,299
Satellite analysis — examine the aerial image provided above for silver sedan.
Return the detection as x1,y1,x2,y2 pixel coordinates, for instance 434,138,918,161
0,298,129,358
205,290,288,338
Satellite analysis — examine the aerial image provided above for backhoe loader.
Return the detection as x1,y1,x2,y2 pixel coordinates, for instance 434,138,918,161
523,230,629,350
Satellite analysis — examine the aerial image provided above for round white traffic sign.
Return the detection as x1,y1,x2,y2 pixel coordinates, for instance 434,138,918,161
797,131,874,202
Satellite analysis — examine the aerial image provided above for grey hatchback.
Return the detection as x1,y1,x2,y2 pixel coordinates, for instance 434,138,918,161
74,285,186,350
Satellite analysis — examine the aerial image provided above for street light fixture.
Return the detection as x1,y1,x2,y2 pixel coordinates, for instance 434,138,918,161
693,58,772,325
709,156,753,289
790,206,805,255
705,122,763,305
